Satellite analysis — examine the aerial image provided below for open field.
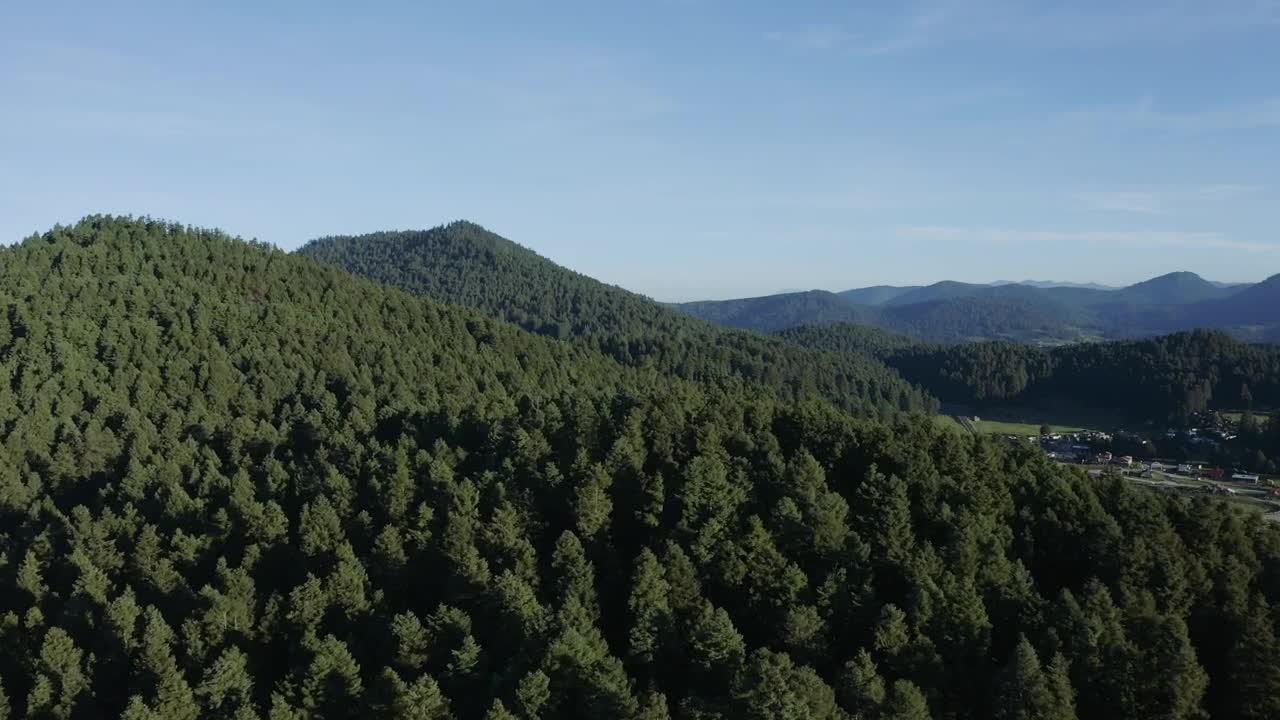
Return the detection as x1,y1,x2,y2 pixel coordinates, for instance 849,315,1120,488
1222,495,1278,514
943,397,1122,435
1223,410,1271,424
932,414,967,433
970,419,1085,436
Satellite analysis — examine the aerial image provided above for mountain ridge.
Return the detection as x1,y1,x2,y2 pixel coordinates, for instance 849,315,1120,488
676,269,1273,343
298,222,938,417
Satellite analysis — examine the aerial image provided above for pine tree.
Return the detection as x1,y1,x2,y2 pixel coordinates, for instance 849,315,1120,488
300,635,364,718
551,531,599,621
628,548,673,666
992,636,1073,720
732,648,841,720
636,689,672,720
135,607,199,720
514,669,550,719
197,646,257,719
837,650,886,715
26,628,90,720
884,680,932,720
1044,653,1077,720
1225,603,1280,720
691,599,747,671
482,699,519,720
1127,614,1207,720
378,668,452,720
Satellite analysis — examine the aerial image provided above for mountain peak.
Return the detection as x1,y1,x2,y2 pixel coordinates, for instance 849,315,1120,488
1144,270,1205,283
1114,271,1234,305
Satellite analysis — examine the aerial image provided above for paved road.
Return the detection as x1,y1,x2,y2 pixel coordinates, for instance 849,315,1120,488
1077,465,1280,522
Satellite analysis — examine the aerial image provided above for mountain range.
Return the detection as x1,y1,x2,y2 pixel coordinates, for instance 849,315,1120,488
674,271,1279,343
298,222,1280,427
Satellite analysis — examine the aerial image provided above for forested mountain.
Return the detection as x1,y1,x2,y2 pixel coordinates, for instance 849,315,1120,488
298,223,935,419
676,272,1270,343
1109,272,1239,306
878,281,993,308
1188,275,1280,336
879,293,1085,344
681,291,1090,343
672,291,873,333
995,281,1115,290
839,281,1113,307
5,215,1280,719
780,324,1280,422
836,286,919,306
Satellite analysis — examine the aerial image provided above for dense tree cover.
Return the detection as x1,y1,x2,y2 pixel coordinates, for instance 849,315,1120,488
836,286,920,306
677,289,1090,343
1239,409,1280,455
875,295,1085,344
298,223,936,420
3,216,1280,719
672,291,873,334
780,325,1280,422
677,273,1280,343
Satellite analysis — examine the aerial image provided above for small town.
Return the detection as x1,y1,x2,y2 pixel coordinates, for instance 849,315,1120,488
1011,425,1280,520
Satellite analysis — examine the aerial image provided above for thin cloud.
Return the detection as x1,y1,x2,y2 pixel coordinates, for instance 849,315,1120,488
1196,184,1265,200
765,26,854,51
767,1,1280,56
1073,184,1267,214
1076,191,1163,214
765,5,952,56
895,225,1280,253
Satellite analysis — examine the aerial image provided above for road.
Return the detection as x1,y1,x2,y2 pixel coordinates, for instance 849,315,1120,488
1075,465,1280,522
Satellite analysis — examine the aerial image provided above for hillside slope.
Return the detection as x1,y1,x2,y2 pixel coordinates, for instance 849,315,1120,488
1186,274,1280,329
3,217,1280,719
673,290,876,333
780,323,1280,422
299,222,936,418
837,285,921,305
681,286,1092,343
1110,271,1242,306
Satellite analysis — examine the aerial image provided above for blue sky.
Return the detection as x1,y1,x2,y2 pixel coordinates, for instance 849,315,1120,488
2,1,1278,300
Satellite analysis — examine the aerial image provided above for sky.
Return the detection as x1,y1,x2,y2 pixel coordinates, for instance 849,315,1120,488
2,1,1278,301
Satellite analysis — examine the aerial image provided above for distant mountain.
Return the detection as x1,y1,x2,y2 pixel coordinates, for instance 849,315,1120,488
1185,273,1280,332
995,280,1117,290
837,279,1112,306
1108,271,1243,306
675,271,1271,343
675,289,876,332
878,292,1089,343
881,281,992,307
837,285,921,305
